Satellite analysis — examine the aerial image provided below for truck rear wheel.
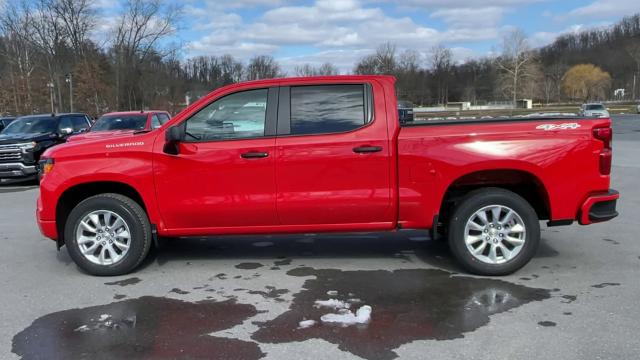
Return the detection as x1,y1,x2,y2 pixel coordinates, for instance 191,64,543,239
64,193,152,276
447,188,540,276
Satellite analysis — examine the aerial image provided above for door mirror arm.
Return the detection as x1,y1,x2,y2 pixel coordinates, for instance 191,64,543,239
163,124,185,155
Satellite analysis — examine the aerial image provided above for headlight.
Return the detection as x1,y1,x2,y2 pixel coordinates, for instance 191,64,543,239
39,157,55,176
19,142,37,153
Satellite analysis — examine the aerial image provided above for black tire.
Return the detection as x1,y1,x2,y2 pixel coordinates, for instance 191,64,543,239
447,188,540,276
65,193,152,276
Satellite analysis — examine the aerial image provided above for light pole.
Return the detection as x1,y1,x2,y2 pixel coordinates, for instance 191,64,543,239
47,82,55,114
65,73,73,112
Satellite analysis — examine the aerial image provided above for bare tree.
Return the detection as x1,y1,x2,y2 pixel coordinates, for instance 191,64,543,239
354,43,397,75
627,42,640,100
53,0,94,56
353,54,378,75
430,45,452,105
0,3,37,113
294,62,339,76
495,28,536,106
112,0,181,109
246,55,282,80
374,43,397,74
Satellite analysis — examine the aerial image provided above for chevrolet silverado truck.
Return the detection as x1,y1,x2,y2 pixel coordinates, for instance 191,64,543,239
0,113,92,183
36,76,619,276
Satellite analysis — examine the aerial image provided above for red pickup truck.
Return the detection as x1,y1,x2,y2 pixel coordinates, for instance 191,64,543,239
36,75,618,276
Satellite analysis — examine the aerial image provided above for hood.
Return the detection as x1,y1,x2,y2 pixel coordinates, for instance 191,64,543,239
67,129,137,142
0,132,57,145
43,129,154,159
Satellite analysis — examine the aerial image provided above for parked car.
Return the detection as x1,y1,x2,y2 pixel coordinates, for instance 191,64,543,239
0,113,91,183
0,117,16,132
67,111,171,142
580,103,610,118
36,76,618,276
636,104,640,114
398,100,414,123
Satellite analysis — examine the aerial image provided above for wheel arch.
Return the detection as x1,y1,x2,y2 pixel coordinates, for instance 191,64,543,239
437,169,551,228
55,181,151,247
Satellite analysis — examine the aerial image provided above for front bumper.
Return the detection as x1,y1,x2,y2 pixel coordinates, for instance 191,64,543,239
0,162,37,181
36,194,58,241
579,189,619,225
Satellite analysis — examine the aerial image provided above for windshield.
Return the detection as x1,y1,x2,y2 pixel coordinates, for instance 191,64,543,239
91,114,147,131
1,116,56,135
398,101,414,108
586,104,605,110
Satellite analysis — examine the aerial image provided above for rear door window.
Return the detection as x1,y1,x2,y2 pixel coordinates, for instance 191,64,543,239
289,84,367,135
158,113,170,124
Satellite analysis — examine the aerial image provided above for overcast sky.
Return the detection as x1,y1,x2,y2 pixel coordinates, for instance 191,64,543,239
95,0,637,73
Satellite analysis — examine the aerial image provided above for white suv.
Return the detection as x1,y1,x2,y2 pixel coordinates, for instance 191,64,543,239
580,103,610,118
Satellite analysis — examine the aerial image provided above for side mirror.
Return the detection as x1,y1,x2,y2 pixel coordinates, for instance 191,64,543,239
163,124,184,155
59,127,73,136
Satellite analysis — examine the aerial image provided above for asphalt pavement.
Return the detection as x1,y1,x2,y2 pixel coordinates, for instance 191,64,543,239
1,115,639,360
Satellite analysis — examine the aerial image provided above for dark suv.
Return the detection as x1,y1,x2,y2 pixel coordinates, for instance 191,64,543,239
0,113,91,183
0,117,15,132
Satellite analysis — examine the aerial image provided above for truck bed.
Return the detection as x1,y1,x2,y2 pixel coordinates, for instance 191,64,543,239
396,116,612,229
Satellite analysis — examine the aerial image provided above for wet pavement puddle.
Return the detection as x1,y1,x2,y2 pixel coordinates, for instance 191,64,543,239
13,268,552,360
253,268,551,360
12,296,263,360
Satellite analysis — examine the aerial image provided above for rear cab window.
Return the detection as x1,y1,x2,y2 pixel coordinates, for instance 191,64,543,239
289,84,371,135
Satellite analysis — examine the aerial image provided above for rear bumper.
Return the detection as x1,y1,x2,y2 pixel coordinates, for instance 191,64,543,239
0,162,37,181
579,189,619,225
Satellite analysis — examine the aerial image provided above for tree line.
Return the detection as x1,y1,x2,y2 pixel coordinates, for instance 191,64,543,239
1,0,639,117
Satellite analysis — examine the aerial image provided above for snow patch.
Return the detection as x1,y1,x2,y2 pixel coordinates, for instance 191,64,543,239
320,305,372,326
314,299,350,310
72,314,136,332
298,319,316,329
74,325,90,332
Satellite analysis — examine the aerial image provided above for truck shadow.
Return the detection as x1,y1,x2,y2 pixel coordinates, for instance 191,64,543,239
142,231,559,274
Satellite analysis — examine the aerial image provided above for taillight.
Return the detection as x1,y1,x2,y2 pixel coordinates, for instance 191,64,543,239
593,127,612,175
593,127,612,148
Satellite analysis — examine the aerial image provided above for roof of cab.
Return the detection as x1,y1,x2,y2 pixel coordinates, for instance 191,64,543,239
16,113,89,119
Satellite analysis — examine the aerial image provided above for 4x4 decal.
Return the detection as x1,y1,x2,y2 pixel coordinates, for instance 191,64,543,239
536,123,581,131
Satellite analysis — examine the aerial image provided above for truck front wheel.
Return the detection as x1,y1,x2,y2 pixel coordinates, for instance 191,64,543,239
64,193,152,276
447,188,540,276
